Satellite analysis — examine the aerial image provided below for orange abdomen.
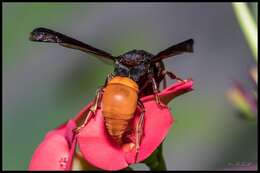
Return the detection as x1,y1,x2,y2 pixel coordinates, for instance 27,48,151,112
101,76,139,144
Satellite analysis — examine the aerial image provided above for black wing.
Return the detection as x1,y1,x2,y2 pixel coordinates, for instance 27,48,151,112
152,39,194,62
29,27,115,63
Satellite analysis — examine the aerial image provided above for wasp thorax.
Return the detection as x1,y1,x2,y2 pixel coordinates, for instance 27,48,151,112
101,76,139,144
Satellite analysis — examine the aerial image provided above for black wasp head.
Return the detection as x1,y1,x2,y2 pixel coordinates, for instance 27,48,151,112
114,50,154,82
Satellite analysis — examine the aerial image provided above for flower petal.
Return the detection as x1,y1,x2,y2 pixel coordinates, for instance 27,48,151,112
124,100,173,164
77,110,128,170
29,120,76,170
141,79,194,105
76,80,193,170
77,100,173,170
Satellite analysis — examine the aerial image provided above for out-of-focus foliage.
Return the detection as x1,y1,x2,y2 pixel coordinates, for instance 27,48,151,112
228,3,257,121
232,3,257,61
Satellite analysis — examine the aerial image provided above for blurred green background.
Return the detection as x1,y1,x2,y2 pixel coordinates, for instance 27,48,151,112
3,3,257,170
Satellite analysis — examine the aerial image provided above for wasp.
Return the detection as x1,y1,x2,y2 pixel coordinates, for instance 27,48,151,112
29,27,193,161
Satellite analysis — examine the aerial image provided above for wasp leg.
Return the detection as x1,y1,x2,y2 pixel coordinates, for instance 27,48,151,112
166,71,185,82
73,107,93,134
159,70,185,83
73,73,114,133
73,88,103,134
135,99,145,163
151,77,166,108
162,77,167,90
103,73,114,87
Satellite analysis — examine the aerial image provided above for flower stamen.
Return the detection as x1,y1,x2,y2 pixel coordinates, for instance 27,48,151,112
59,157,68,169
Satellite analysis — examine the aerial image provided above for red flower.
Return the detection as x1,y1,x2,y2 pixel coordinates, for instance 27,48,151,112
29,120,77,170
29,79,193,170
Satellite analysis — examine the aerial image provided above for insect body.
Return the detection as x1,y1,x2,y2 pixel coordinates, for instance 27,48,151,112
102,76,139,144
29,27,193,157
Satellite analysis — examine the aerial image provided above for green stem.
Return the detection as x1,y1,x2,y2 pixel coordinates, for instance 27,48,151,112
123,166,134,171
143,143,167,171
232,2,258,61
